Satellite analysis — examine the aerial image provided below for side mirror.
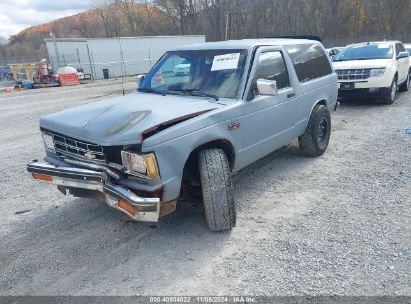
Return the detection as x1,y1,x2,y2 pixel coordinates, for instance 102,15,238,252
256,79,278,96
136,74,145,88
397,51,409,59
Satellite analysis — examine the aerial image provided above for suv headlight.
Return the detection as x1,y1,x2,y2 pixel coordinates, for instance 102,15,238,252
121,151,159,178
370,68,385,77
42,133,55,152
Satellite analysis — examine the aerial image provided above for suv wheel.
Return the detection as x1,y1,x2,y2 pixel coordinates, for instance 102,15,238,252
299,104,331,157
198,148,236,231
399,73,410,92
383,77,397,104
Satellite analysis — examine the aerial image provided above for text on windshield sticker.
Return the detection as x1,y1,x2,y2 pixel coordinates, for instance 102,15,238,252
211,53,240,71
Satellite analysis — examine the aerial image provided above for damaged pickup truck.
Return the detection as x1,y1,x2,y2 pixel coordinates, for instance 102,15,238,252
27,39,338,231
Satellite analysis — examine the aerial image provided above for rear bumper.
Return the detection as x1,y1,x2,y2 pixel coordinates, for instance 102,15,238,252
27,160,161,222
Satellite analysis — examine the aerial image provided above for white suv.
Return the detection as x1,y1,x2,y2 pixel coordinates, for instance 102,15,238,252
405,44,411,55
333,41,410,104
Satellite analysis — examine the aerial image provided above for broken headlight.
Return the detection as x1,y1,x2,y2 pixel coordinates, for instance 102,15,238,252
121,151,159,178
42,133,55,152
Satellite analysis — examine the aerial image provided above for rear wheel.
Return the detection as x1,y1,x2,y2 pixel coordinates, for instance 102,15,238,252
399,73,410,92
198,148,236,231
299,104,331,157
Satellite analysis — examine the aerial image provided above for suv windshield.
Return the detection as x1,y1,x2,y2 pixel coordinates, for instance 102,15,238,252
139,49,248,99
334,43,393,61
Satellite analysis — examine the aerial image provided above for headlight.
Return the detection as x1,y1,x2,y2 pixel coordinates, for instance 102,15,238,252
42,133,55,151
370,68,385,77
121,151,159,178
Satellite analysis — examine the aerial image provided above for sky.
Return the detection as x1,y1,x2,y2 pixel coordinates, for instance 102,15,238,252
0,0,92,39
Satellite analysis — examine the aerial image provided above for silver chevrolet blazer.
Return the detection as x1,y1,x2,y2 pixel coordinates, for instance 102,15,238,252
28,39,338,231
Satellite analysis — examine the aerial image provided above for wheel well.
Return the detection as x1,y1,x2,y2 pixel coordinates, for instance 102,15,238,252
182,139,235,185
316,99,327,106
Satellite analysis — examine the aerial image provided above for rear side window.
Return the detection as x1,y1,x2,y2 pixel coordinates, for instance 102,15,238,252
253,51,290,90
396,43,405,55
285,43,332,82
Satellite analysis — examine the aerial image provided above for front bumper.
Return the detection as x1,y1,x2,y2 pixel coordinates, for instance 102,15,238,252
27,160,161,222
337,87,389,101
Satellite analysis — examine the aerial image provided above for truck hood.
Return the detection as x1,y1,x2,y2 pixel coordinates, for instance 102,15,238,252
40,92,220,145
333,59,390,70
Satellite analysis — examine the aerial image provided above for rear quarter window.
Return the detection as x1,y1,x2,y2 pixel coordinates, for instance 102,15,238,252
396,43,406,55
285,43,332,83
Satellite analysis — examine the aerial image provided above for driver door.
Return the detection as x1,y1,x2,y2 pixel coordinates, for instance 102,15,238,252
239,47,299,167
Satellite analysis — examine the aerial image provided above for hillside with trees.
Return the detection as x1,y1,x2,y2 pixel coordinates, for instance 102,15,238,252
1,0,411,63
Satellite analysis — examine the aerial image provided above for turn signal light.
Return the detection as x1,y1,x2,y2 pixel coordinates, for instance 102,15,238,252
144,154,159,178
117,200,137,216
32,173,53,182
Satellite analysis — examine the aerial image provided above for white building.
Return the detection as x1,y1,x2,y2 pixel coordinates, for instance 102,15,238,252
45,35,206,80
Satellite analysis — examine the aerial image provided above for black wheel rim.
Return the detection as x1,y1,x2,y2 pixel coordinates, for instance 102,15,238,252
318,117,328,144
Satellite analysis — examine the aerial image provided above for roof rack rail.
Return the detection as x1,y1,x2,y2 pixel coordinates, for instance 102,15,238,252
266,35,323,42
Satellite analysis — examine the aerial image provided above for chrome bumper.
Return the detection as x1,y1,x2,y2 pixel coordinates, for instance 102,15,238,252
27,160,160,222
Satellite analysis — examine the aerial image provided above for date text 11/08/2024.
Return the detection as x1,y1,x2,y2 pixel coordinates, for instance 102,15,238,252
149,296,256,303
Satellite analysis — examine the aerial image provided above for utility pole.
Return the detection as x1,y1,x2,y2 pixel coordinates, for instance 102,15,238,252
225,13,229,41
49,32,60,68
85,43,95,80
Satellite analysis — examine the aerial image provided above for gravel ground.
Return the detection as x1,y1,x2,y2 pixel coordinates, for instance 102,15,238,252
0,78,409,296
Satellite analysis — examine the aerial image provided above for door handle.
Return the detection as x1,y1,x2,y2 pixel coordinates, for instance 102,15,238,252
287,93,295,99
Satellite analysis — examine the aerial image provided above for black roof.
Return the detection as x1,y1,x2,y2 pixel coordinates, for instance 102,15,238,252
266,35,323,42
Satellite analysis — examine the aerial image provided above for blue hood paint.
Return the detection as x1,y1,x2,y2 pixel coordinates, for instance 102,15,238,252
40,92,220,146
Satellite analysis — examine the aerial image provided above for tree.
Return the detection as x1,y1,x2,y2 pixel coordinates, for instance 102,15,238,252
3,0,411,62
0,36,7,58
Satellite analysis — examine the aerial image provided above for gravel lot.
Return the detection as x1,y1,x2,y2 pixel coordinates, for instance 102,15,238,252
0,78,409,296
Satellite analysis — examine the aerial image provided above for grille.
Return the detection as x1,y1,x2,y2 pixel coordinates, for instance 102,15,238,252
49,132,106,162
336,69,370,80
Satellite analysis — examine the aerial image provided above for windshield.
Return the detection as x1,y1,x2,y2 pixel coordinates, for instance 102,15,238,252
334,44,393,61
179,60,190,65
406,48,411,54
139,49,248,99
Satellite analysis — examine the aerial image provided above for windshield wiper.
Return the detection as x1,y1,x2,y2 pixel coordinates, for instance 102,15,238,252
352,58,384,61
168,88,219,101
138,88,166,96
334,57,384,62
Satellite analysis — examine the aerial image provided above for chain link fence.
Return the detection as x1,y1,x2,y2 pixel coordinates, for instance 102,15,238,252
48,51,154,81
323,34,411,48
0,56,44,66
2,33,411,83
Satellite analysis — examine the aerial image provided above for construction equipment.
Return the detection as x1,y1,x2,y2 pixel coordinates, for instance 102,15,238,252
8,63,37,82
8,59,59,88
33,59,59,86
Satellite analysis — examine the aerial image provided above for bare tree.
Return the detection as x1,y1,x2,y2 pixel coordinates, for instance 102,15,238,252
3,0,411,62
0,36,7,58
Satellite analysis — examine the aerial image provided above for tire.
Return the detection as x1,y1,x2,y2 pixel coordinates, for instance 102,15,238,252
382,77,397,104
198,148,236,231
299,104,331,157
399,73,410,92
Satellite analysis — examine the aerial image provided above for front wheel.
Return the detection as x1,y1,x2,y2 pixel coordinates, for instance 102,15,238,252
399,73,410,92
299,104,331,157
383,77,397,104
198,148,236,231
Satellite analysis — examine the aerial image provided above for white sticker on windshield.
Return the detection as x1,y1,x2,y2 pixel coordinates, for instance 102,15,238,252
211,53,240,71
